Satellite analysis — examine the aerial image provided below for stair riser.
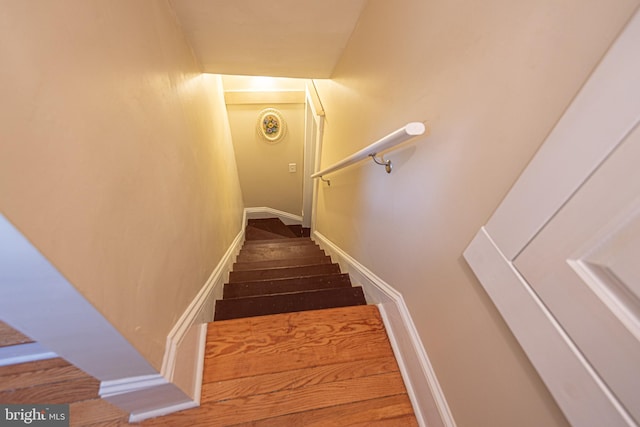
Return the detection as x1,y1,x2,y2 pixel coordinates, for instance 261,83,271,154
233,256,332,271
237,247,325,262
224,274,353,298
214,287,367,321
229,264,341,283
245,227,290,241
242,238,316,247
247,219,297,238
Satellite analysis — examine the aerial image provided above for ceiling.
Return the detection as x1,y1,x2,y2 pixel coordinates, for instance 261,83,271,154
169,0,367,79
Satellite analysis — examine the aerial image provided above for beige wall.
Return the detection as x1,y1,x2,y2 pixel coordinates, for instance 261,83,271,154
314,0,639,426
0,1,244,370
226,102,305,216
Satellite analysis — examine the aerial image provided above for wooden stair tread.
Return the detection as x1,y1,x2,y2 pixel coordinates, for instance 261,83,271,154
214,287,367,320
201,355,400,402
206,306,390,381
0,321,33,347
285,224,310,238
224,273,352,298
241,237,315,247
226,394,418,427
70,398,130,426
140,307,416,425
247,218,297,238
239,240,320,252
245,226,289,241
237,245,326,263
233,255,332,271
229,263,341,283
0,375,99,404
0,357,91,392
286,224,302,236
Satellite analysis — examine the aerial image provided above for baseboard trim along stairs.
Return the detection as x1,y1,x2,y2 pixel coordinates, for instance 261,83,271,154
170,213,454,426
313,230,457,427
0,210,454,426
128,216,419,425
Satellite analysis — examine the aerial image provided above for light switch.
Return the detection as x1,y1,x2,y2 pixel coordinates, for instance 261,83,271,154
288,163,297,173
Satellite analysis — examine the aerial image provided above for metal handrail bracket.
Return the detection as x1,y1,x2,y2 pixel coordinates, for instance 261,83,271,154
311,122,426,182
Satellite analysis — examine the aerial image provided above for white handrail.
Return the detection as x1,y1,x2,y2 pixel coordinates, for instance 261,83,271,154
311,122,426,180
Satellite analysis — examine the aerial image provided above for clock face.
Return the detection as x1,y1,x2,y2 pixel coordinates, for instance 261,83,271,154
257,109,286,143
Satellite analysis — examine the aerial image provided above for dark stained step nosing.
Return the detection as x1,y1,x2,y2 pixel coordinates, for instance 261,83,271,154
223,273,353,298
214,286,367,321
239,241,319,252
245,226,290,241
233,255,332,271
247,218,298,238
224,285,353,300
237,247,326,263
229,263,341,283
242,237,315,247
286,225,311,238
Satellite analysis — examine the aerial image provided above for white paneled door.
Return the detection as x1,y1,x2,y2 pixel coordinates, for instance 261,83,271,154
464,10,640,427
514,122,640,424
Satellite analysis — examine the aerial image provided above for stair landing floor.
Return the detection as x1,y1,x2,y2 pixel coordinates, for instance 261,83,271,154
142,305,418,426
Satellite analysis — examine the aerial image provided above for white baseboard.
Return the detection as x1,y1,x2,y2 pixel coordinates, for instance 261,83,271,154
0,342,56,367
313,231,456,427
160,227,244,398
244,207,302,225
101,226,244,422
100,373,196,422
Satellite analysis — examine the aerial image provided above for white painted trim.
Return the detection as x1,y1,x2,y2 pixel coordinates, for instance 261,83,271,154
102,376,195,422
485,10,640,259
0,343,56,367
463,11,640,427
313,231,456,427
160,227,244,386
464,229,634,426
114,226,244,420
0,214,158,381
244,207,302,225
192,324,207,404
0,214,194,419
100,374,168,397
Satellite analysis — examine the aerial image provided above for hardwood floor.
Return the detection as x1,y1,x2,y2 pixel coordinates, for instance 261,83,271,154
0,320,33,347
0,357,131,426
2,221,412,425
141,305,417,426
0,306,415,426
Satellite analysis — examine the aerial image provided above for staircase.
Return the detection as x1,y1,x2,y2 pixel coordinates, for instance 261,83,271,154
0,221,417,425
214,218,367,321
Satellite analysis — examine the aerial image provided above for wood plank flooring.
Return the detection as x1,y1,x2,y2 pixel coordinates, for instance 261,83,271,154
0,305,415,426
0,357,130,426
141,305,417,426
0,321,33,347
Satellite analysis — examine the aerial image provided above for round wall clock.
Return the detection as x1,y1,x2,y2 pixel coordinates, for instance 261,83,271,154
257,108,286,143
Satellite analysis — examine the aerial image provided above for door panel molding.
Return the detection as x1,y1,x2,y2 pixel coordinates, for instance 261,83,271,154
464,10,640,427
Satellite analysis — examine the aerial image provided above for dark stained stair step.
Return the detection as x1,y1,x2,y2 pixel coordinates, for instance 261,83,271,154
245,226,290,241
214,287,367,321
233,255,332,271
286,224,311,237
224,273,353,299
242,237,316,247
237,245,326,262
229,263,341,283
247,218,297,238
